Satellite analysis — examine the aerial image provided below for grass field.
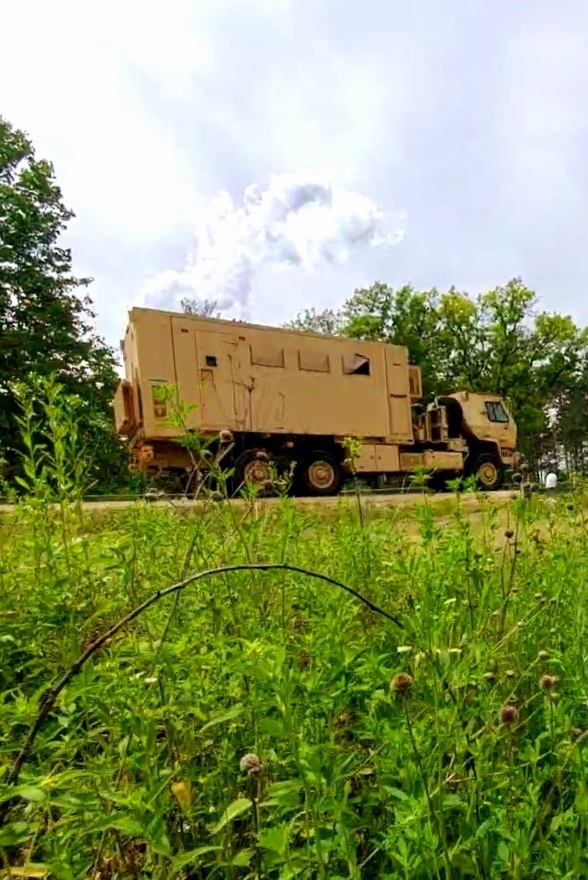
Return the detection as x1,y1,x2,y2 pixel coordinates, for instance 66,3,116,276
1,488,588,879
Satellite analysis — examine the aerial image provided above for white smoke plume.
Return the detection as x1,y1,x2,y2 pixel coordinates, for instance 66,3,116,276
139,168,404,316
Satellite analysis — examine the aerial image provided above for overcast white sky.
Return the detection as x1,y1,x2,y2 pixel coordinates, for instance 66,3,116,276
2,0,588,353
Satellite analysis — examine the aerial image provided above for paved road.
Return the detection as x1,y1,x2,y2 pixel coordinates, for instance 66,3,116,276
0,489,517,514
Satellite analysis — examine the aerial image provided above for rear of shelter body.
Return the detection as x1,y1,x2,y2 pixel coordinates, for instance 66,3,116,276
114,307,520,496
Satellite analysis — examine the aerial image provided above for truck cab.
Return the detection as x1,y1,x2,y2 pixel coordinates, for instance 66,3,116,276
432,391,518,489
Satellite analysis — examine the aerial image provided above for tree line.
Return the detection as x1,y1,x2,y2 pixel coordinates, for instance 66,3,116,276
2,115,586,493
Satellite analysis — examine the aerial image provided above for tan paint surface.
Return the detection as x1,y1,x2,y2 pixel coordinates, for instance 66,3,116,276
118,308,415,444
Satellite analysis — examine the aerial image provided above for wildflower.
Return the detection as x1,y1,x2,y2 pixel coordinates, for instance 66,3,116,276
240,753,262,775
391,673,413,693
397,645,413,654
499,705,519,724
539,674,559,691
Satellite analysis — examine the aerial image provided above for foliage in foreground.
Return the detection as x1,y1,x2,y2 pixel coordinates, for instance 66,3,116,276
1,485,588,878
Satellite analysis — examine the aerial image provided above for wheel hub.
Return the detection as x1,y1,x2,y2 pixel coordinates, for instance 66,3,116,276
243,458,272,489
478,462,497,486
308,460,335,490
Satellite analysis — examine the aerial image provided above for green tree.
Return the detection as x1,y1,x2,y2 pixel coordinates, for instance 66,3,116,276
549,352,588,474
0,116,124,491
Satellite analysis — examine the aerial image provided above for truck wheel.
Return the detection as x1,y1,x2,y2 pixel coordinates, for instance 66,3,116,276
473,454,503,491
297,451,343,497
234,449,273,496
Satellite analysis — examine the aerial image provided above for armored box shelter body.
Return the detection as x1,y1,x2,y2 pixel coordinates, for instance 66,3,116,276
114,307,519,495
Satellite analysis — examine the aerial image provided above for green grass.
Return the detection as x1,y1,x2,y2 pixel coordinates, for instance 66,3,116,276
1,489,588,879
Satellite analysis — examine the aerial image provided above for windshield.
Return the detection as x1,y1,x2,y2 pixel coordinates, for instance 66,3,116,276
485,400,509,423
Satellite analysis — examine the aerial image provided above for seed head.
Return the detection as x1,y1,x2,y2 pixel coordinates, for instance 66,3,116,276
298,649,311,669
499,705,519,725
240,753,262,775
391,673,413,693
539,674,559,691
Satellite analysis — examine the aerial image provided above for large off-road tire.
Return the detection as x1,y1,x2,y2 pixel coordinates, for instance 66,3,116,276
233,449,273,496
295,451,344,497
473,454,504,491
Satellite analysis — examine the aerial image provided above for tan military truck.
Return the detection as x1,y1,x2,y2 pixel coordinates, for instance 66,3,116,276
113,307,520,495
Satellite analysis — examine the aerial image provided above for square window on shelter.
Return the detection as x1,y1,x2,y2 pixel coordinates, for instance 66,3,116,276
342,353,370,376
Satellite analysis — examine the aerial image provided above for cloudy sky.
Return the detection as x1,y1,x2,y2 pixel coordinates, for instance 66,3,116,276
2,0,588,355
